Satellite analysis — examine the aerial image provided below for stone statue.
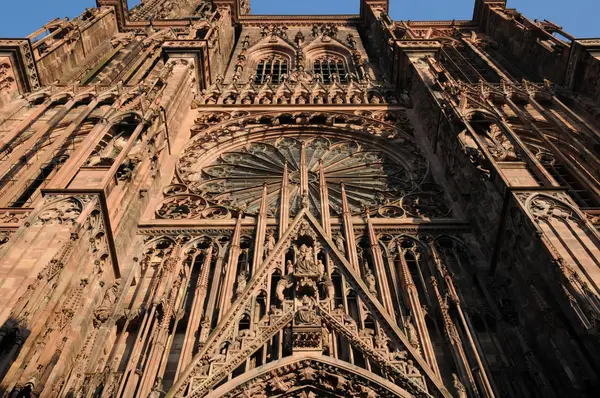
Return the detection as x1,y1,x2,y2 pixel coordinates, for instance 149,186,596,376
406,359,420,377
270,305,283,316
334,304,356,327
286,260,294,275
296,295,319,325
405,315,420,350
295,245,318,275
321,273,335,301
317,259,325,276
276,276,293,302
335,233,345,254
301,194,309,208
199,318,211,344
264,232,276,258
365,269,377,294
148,377,163,398
390,349,408,362
321,326,331,351
236,271,247,296
93,280,121,327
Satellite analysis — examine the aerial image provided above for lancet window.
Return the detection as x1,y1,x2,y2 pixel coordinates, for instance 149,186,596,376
439,42,501,83
528,143,598,208
254,55,288,85
313,55,348,83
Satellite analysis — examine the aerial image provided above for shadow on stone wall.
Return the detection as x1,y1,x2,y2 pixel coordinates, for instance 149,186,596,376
0,318,30,396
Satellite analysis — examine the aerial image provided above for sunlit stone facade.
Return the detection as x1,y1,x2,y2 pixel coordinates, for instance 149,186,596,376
0,1,599,397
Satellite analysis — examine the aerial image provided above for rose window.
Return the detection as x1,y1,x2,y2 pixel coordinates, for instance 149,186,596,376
177,136,438,217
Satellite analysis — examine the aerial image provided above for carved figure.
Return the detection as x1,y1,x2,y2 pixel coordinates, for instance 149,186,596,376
93,280,121,327
360,385,378,398
405,315,420,350
147,377,163,398
321,273,335,300
264,231,276,257
296,295,319,325
365,269,377,294
270,305,283,316
406,359,420,377
236,270,247,296
199,318,211,344
335,233,345,254
37,199,81,225
269,374,291,392
276,275,293,302
317,259,325,276
295,244,318,275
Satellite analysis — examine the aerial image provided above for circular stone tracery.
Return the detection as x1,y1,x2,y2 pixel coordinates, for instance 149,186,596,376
177,134,431,217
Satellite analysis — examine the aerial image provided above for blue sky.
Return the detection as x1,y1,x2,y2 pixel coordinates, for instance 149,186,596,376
0,0,598,38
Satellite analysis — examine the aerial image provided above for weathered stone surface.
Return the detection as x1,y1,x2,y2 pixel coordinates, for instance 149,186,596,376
0,1,598,397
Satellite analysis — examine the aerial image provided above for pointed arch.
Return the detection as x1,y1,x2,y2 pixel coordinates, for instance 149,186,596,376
205,355,415,398
246,39,296,83
303,40,354,70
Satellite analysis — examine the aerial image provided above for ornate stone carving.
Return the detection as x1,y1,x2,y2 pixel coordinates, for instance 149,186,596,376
156,195,208,219
36,198,82,225
296,295,320,325
295,245,318,276
93,280,121,327
178,131,428,217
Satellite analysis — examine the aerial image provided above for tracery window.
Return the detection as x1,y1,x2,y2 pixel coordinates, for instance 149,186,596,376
313,56,348,83
529,144,598,208
181,136,423,217
254,56,288,85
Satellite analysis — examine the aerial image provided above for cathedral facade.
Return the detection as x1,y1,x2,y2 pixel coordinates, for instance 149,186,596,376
0,0,599,396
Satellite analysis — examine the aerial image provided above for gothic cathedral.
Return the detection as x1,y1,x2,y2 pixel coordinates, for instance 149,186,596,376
0,0,599,397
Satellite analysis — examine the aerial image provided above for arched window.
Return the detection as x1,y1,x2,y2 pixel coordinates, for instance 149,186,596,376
254,56,288,85
313,56,348,83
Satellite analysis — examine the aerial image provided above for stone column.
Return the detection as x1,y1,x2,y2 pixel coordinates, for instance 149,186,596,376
366,214,395,321
219,214,243,319
431,277,478,397
318,160,331,236
176,245,213,379
396,245,441,377
340,184,359,270
252,184,269,273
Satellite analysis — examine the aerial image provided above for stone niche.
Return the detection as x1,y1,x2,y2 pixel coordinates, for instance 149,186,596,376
0,57,18,107
0,39,41,107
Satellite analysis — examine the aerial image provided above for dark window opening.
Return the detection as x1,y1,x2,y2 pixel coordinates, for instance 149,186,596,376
255,57,288,85
314,56,348,83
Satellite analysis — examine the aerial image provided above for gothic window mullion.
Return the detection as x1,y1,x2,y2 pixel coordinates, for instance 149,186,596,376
413,250,434,308
255,57,288,85
314,56,347,84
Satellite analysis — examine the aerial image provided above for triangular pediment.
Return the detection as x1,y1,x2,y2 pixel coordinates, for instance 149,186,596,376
168,209,452,397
